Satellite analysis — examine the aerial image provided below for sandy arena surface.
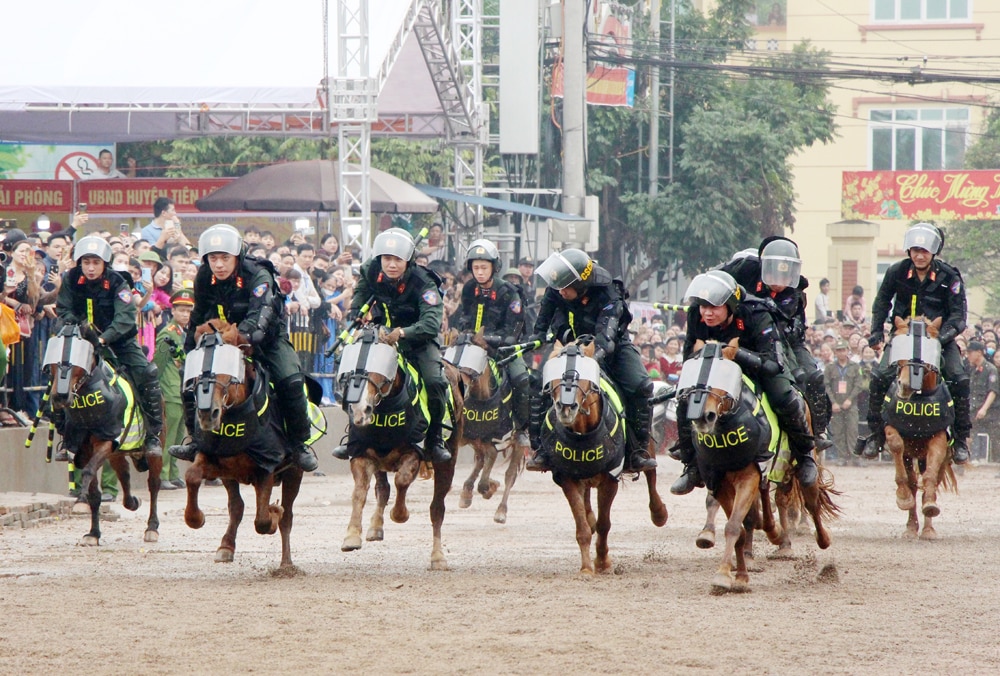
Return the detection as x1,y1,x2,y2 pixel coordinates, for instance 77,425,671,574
1,457,998,675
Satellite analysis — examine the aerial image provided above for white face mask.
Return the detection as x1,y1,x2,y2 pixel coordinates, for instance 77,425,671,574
112,263,128,272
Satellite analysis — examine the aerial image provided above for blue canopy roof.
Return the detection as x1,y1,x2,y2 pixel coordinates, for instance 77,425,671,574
416,185,588,221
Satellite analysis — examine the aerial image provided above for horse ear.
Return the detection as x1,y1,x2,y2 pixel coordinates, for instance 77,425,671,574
930,316,943,330
581,342,595,358
693,339,706,352
728,338,739,349
894,316,907,331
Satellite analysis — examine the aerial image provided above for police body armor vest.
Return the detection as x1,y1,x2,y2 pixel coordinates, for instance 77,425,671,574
540,377,626,480
883,381,954,438
462,359,513,443
63,360,145,452
346,357,431,456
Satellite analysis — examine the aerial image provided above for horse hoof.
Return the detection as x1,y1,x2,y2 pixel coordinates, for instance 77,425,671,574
769,547,795,560
143,530,159,543
896,496,916,511
459,492,473,509
342,535,362,552
919,527,938,541
480,480,499,500
710,576,732,594
390,507,409,524
650,507,668,528
124,496,141,512
185,511,205,530
78,535,100,547
732,578,750,593
215,548,235,563
430,558,449,572
695,531,716,549
903,526,919,539
922,503,940,518
72,501,91,515
365,528,384,542
815,529,833,550
494,509,507,524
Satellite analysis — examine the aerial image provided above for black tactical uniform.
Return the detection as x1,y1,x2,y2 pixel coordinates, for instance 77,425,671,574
333,228,451,463
55,236,164,457
856,222,970,463
671,270,818,494
455,239,530,438
168,224,318,472
721,237,831,443
527,249,656,473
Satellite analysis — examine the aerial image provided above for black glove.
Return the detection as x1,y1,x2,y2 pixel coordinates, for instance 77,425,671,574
483,335,505,348
868,331,885,348
525,333,546,345
938,326,958,344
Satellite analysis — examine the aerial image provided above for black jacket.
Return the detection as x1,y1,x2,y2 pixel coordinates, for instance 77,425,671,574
533,268,633,356
455,278,525,342
683,298,780,364
352,259,443,348
871,258,966,339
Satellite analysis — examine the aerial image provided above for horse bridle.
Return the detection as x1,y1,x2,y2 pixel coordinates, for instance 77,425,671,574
340,329,398,408
190,332,250,416
545,345,599,416
51,331,98,399
683,343,738,419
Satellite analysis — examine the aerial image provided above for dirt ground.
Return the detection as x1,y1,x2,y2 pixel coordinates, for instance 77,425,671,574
1,456,998,675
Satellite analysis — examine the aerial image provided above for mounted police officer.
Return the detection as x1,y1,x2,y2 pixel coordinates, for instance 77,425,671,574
526,248,657,473
167,224,319,472
721,237,832,449
454,238,530,446
332,228,452,464
855,222,970,464
670,270,819,494
54,235,164,459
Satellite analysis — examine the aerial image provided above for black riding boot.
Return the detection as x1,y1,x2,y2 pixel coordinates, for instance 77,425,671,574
669,427,702,495
419,420,452,464
525,392,549,471
951,389,972,465
624,382,657,472
275,375,319,472
135,367,164,457
168,391,199,462
856,375,890,459
775,395,818,487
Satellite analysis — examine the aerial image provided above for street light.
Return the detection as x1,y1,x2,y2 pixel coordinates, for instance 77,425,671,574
36,214,50,231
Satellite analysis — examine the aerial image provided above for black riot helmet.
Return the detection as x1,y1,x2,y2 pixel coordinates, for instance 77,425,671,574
684,270,744,314
904,222,944,256
759,237,801,288
535,248,604,290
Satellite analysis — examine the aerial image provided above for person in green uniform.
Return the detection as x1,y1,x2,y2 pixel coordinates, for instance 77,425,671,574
154,287,194,488
54,236,164,459
331,228,452,463
167,224,319,472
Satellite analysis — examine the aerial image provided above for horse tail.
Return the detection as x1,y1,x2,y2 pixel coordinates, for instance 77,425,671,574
787,464,842,521
939,462,959,494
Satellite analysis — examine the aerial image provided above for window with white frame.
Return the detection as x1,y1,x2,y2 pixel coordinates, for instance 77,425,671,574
872,0,971,21
869,108,969,171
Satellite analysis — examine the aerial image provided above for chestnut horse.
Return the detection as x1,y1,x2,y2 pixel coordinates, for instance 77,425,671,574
679,339,838,593
336,326,462,570
882,316,958,540
181,320,324,569
444,330,524,524
42,324,163,546
539,339,667,575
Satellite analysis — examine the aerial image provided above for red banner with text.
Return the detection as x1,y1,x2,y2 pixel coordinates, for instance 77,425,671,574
78,178,232,214
842,170,1000,222
0,180,74,212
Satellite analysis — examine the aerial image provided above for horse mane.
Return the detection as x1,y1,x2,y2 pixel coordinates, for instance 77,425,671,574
195,319,252,357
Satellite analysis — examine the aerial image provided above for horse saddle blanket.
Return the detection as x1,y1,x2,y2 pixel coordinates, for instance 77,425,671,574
462,360,513,443
63,361,145,452
883,383,954,437
540,376,626,481
346,356,432,458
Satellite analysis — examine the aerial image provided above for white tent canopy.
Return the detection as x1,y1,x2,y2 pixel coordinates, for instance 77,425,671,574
0,0,451,142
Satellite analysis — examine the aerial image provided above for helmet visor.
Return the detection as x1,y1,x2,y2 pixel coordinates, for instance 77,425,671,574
535,252,581,290
904,225,942,254
684,273,735,308
199,228,242,257
761,256,801,288
373,231,415,261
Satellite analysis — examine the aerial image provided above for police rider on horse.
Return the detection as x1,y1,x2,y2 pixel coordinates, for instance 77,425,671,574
526,248,657,474
168,224,319,472
331,228,452,464
670,270,819,494
454,238,531,447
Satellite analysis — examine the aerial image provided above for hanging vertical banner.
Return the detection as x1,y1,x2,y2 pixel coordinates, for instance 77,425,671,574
551,0,635,107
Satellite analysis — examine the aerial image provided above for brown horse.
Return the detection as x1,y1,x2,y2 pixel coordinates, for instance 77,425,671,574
42,324,163,546
680,339,838,593
336,326,462,570
882,316,958,540
445,330,524,524
540,339,667,574
181,320,317,569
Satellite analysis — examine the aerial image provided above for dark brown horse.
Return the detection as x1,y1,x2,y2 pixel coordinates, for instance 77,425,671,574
540,339,667,574
42,324,163,546
882,316,958,540
181,320,319,569
445,330,524,524
337,326,462,570
680,339,838,593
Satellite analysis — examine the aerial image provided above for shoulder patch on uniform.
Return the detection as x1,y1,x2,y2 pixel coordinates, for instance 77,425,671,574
762,326,773,335
951,280,962,294
509,299,522,313
253,283,269,298
118,289,132,303
422,289,440,306
602,303,615,311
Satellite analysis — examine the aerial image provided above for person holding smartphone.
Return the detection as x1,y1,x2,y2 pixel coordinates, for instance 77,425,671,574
140,197,191,256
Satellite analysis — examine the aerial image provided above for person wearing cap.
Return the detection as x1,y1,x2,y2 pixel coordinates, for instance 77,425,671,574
670,270,819,494
54,236,164,459
966,340,998,461
331,228,452,464
825,340,863,465
453,239,531,448
855,222,971,464
526,248,657,473
721,236,832,451
166,224,319,473
154,287,195,488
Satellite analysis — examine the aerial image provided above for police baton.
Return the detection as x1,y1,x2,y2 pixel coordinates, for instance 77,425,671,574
652,302,690,313
495,337,549,367
648,386,676,405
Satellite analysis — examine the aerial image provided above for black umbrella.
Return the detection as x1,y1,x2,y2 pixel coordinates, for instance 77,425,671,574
195,159,438,214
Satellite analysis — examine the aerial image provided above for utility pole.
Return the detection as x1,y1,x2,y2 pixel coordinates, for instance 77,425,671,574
648,0,660,197
562,0,587,218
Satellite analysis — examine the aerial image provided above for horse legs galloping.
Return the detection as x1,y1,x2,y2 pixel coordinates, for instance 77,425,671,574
697,494,721,549
275,468,303,569
494,442,525,524
558,476,619,575
429,454,457,571
477,448,501,500
889,427,949,540
73,440,114,547
460,445,488,508
343,459,377,552
367,471,391,542
644,468,668,528
390,454,421,524
106,452,163,543
559,478,594,574
215,479,244,563
711,464,760,594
